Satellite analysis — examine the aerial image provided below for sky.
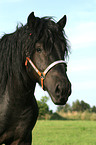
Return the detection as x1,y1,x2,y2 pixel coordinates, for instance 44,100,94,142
0,0,96,111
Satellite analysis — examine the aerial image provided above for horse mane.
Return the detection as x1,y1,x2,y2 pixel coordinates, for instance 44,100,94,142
28,17,70,57
0,25,27,95
0,16,70,96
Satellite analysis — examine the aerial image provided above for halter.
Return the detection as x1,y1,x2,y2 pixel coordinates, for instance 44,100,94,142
25,57,67,89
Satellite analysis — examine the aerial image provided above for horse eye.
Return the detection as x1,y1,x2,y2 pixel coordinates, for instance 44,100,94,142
36,47,42,52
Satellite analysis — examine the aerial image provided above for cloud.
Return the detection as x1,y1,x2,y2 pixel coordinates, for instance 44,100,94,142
70,22,96,49
68,57,96,73
73,80,96,91
70,65,95,73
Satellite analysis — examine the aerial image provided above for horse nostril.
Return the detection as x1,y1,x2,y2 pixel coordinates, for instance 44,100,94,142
55,84,61,95
55,82,71,97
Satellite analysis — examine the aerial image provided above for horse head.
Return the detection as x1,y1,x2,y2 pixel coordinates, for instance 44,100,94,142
25,12,72,105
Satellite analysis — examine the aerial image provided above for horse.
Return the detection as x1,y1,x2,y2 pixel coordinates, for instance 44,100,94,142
0,12,71,145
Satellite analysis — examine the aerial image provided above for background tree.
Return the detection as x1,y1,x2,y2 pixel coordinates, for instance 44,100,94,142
37,96,50,119
91,106,96,113
80,100,90,112
72,100,90,112
57,103,72,112
40,96,49,104
72,100,81,111
57,106,64,112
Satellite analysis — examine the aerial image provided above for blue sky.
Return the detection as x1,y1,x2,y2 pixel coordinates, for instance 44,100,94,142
0,0,96,111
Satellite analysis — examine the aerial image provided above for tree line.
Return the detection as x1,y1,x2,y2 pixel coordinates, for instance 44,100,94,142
57,99,96,113
37,96,96,119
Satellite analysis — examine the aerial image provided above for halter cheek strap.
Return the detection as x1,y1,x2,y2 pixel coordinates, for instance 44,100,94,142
25,57,67,89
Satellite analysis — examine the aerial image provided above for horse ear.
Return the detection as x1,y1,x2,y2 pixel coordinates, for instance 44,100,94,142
57,15,67,30
27,12,36,28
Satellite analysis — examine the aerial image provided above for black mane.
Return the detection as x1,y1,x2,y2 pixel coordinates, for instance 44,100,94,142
0,16,69,96
28,17,70,56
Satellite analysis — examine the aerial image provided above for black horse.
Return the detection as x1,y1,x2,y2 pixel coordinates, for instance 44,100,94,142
0,12,71,145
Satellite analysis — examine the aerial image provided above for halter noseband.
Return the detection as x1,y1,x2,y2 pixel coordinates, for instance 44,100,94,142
25,57,67,89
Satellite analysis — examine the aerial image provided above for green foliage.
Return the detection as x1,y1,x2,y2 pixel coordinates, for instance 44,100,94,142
37,97,96,120
37,101,49,115
40,96,49,104
72,100,81,111
57,100,92,113
37,96,51,119
50,113,67,120
57,103,72,112
57,106,64,112
91,106,96,112
72,100,90,112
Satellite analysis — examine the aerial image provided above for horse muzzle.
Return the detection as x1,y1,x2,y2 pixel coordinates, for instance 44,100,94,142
49,80,71,105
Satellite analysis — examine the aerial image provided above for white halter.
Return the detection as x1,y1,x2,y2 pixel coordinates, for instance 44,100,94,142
25,57,67,89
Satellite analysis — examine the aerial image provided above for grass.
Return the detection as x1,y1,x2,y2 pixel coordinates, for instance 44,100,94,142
33,120,96,145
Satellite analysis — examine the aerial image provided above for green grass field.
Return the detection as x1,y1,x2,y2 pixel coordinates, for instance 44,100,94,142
33,120,96,145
